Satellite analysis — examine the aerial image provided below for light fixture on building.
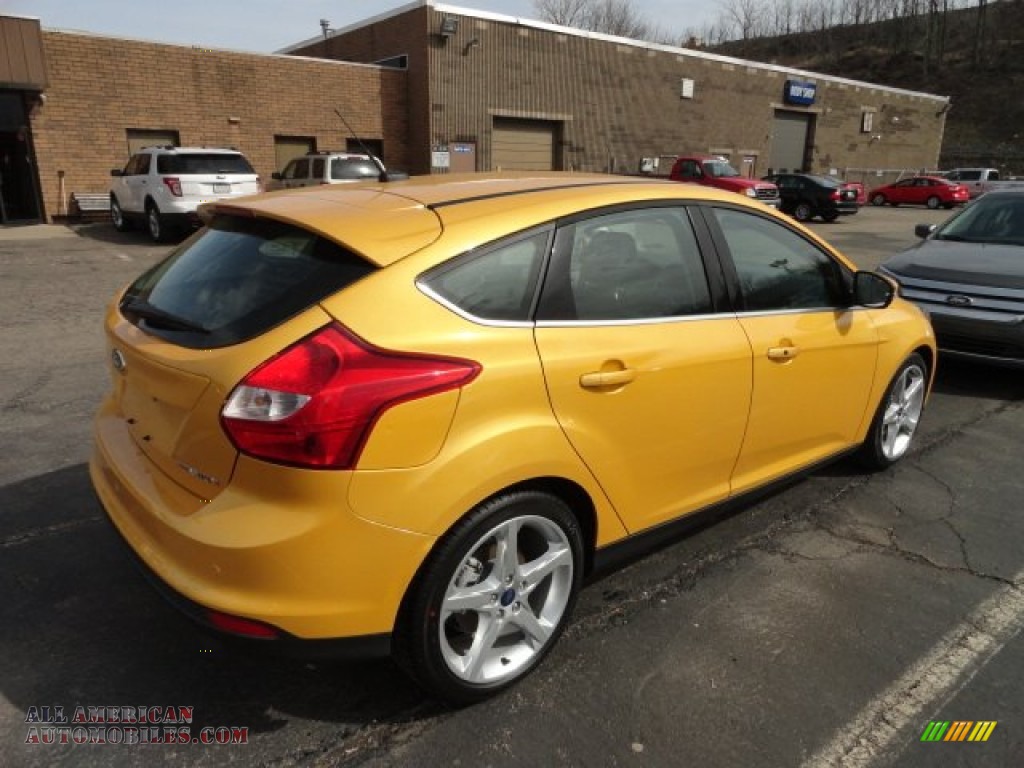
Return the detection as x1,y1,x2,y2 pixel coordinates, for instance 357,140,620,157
320,19,331,40
440,16,460,38
462,37,479,56
227,116,241,124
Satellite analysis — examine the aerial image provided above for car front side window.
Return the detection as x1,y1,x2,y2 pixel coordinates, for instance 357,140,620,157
711,207,848,312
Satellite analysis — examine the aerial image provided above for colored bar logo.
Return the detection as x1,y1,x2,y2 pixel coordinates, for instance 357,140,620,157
920,721,997,742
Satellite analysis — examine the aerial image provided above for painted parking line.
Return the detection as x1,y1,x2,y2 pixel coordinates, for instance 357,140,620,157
802,574,1024,767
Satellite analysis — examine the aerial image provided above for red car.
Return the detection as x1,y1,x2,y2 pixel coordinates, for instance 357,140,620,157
869,176,970,209
843,181,868,206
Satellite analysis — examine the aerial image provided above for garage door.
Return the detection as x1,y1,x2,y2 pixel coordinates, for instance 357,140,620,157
769,111,811,173
492,118,557,171
274,136,316,173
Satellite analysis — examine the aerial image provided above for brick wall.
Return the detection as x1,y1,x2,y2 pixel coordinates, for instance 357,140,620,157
422,11,947,178
30,31,407,220
289,6,431,174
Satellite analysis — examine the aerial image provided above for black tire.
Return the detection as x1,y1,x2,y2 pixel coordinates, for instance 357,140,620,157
822,211,839,223
393,490,584,704
871,194,887,206
793,202,813,222
110,195,131,232
856,353,928,471
943,203,955,209
146,202,167,243
926,195,941,209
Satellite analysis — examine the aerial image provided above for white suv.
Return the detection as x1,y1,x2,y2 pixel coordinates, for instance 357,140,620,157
110,146,261,241
271,152,381,189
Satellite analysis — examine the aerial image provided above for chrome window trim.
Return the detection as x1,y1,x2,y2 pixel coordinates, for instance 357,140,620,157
416,282,536,328
535,312,731,328
732,306,859,318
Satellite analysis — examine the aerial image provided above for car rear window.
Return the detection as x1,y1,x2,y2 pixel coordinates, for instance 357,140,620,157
120,216,375,348
156,153,255,175
331,157,380,180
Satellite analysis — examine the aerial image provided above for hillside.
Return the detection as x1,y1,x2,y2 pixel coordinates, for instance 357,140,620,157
710,1,1024,171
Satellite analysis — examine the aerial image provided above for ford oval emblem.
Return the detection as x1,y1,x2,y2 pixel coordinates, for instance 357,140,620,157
111,349,127,372
945,294,973,307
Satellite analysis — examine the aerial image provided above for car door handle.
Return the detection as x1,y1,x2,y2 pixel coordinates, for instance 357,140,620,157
767,346,799,361
579,369,637,388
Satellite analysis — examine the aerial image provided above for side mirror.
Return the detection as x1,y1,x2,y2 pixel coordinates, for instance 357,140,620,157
853,271,895,308
271,172,283,180
109,169,123,177
915,223,936,239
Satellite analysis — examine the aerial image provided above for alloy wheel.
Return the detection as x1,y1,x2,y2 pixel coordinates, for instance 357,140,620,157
439,514,574,685
879,363,926,461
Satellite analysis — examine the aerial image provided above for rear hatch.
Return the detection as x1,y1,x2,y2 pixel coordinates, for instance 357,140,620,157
156,152,261,199
108,212,400,499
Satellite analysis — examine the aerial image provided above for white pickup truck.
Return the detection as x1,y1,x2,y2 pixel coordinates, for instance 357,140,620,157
943,168,1024,198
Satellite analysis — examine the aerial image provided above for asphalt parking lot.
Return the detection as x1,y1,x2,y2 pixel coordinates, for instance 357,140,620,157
1,205,1022,767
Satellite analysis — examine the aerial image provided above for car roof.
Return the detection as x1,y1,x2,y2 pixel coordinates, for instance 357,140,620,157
142,146,243,155
200,172,800,267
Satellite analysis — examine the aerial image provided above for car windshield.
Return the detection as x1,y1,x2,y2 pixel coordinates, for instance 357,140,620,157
934,195,1024,246
705,160,740,178
120,216,374,348
156,153,255,174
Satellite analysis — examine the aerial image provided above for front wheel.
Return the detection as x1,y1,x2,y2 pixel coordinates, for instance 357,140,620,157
110,196,131,232
871,194,887,206
394,490,583,704
856,353,928,470
926,195,941,209
793,202,813,222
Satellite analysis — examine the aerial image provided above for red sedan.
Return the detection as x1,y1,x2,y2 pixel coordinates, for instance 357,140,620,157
869,176,970,209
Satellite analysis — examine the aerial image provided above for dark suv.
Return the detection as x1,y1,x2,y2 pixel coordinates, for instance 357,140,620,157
765,173,859,223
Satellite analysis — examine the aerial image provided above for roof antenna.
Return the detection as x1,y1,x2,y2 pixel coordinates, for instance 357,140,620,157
334,107,408,182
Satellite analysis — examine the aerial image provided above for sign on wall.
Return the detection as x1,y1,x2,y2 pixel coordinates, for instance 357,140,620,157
784,80,817,106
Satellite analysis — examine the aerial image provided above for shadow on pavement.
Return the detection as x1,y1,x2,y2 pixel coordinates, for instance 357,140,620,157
0,464,435,738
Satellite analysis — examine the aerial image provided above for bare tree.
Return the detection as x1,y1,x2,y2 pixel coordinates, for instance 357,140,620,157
533,0,591,27
533,0,652,39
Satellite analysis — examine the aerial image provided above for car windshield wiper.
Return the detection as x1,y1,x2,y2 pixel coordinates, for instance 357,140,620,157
935,233,970,242
121,299,209,334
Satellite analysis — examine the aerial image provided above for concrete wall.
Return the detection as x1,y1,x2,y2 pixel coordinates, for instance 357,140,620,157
29,30,408,220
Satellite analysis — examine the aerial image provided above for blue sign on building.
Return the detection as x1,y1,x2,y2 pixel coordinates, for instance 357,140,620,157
784,80,817,106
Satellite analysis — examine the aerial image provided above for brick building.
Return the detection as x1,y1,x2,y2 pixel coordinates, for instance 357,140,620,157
1,2,949,224
287,2,950,182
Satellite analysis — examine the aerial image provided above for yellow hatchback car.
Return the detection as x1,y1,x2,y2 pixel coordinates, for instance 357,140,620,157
91,173,935,703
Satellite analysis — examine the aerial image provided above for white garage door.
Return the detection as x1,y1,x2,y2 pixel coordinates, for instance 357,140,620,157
492,118,557,171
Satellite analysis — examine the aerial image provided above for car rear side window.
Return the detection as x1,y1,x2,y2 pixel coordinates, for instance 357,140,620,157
156,153,255,174
121,216,375,348
420,230,549,322
331,158,379,180
537,207,713,321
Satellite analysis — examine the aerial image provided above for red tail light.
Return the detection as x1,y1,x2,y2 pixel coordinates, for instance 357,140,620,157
162,177,183,197
830,189,841,201
221,324,480,469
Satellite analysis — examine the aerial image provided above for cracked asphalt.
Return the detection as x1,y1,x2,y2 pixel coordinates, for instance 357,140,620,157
1,208,1022,768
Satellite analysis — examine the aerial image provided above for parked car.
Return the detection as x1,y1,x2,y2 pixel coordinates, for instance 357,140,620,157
763,172,859,222
91,173,935,703
843,180,868,206
880,190,1024,367
942,167,1024,199
271,151,383,189
668,154,781,208
110,146,261,242
869,176,969,209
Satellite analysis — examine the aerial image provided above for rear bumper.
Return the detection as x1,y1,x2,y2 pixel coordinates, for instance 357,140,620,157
90,398,436,643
